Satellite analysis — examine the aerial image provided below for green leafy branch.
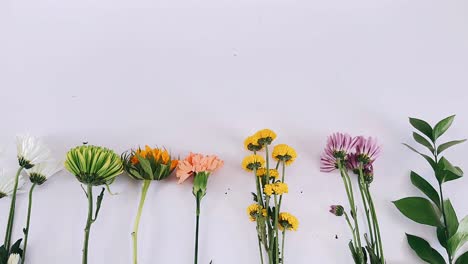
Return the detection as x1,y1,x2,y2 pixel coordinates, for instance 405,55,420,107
394,115,468,264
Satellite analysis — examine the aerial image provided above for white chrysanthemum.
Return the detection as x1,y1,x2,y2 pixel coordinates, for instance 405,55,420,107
7,254,20,264
16,135,51,169
26,160,62,185
0,169,25,199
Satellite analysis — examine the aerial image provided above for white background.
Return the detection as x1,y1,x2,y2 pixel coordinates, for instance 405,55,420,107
1,0,468,263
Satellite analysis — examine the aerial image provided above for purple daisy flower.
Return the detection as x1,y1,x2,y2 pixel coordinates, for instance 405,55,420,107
355,136,381,165
320,133,358,172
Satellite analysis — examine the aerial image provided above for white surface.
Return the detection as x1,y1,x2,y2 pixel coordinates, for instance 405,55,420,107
1,0,468,263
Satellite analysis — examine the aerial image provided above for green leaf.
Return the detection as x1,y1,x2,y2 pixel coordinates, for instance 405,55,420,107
406,233,446,264
410,117,434,142
438,157,463,183
410,171,441,209
251,192,258,202
433,115,456,141
413,132,435,152
455,251,468,264
438,227,448,249
10,238,23,256
393,197,442,227
438,140,467,155
93,187,105,221
448,217,468,256
445,199,459,239
403,144,437,171
137,155,153,177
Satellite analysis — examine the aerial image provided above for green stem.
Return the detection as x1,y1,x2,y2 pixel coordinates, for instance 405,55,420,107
281,230,285,263
278,162,286,212
274,195,279,264
257,234,264,264
357,167,375,255
3,167,24,250
195,193,201,264
366,184,384,263
266,196,274,264
344,212,357,244
439,183,452,264
339,162,363,263
21,183,37,264
132,180,151,264
265,145,275,264
82,184,93,264
435,152,451,264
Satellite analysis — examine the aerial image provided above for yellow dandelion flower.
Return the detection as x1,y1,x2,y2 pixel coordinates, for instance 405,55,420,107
272,144,297,165
278,212,299,231
263,182,288,196
242,154,265,171
244,135,263,152
254,129,277,146
247,203,264,222
256,168,279,179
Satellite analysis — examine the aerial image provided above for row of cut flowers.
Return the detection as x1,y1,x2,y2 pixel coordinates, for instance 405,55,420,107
1,116,468,264
0,137,222,264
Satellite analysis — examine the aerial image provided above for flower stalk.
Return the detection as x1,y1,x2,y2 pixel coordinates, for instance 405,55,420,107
3,166,24,250
132,180,151,264
21,183,37,264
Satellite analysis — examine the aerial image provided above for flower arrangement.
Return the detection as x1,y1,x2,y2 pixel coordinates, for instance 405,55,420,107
176,152,223,264
243,129,299,264
1,135,52,264
65,144,123,264
121,146,178,264
394,115,468,263
320,133,384,264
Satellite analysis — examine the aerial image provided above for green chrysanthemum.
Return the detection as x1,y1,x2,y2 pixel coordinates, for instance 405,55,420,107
65,145,123,186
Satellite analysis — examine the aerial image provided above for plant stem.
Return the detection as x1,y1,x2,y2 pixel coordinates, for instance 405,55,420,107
439,183,452,264
365,184,385,263
82,184,93,264
257,234,264,264
274,195,279,264
281,230,285,263
21,183,37,264
278,162,286,212
194,193,201,264
357,167,376,255
339,162,363,263
3,167,24,250
435,149,452,264
132,180,151,264
344,212,357,244
266,195,274,264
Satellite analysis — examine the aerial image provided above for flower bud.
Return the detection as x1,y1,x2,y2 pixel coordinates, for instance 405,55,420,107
329,205,344,216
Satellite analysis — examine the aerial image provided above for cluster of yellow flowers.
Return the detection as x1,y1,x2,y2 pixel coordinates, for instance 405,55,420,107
243,128,300,261
263,182,288,196
243,129,299,263
278,212,299,231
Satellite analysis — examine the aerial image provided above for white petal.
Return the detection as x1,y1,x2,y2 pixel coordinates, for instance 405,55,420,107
7,253,20,264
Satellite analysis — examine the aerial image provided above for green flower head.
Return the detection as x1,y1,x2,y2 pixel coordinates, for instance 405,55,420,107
65,145,123,186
